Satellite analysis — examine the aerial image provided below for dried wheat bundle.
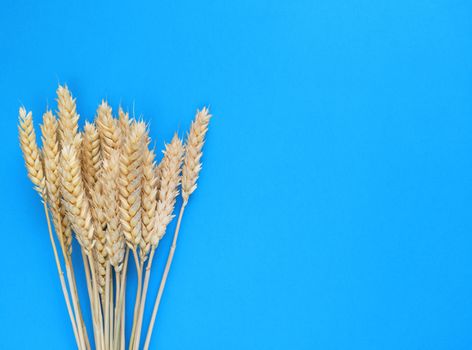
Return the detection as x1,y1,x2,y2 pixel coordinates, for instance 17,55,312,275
18,85,211,350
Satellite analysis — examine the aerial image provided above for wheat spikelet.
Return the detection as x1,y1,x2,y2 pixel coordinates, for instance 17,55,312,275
82,122,101,193
181,107,211,202
56,85,79,146
60,140,94,252
104,150,125,271
18,107,46,197
96,101,122,160
40,111,73,254
119,122,146,250
140,146,158,257
152,134,184,246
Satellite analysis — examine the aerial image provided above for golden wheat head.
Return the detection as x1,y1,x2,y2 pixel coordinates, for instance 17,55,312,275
119,121,146,250
153,134,184,246
18,107,46,197
40,110,73,254
181,107,211,202
60,140,94,252
140,146,158,257
56,85,79,146
96,101,122,160
104,150,125,271
82,121,102,193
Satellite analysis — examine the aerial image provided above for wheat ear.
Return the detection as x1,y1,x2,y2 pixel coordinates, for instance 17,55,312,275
90,177,108,295
82,122,102,193
18,107,46,197
60,140,94,252
104,150,125,271
83,121,105,292
96,101,122,160
152,134,185,246
41,111,74,254
181,107,211,203
119,121,146,250
57,85,79,146
140,147,158,259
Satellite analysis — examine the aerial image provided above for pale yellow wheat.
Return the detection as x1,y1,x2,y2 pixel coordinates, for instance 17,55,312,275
40,111,72,254
104,150,125,271
56,85,79,146
140,146,158,258
152,134,184,246
181,107,211,202
119,122,146,250
18,107,46,197
90,175,108,294
96,101,122,160
60,140,94,252
82,122,101,193
83,119,106,293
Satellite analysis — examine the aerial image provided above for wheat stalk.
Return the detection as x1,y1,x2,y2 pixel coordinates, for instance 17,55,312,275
42,111,91,350
118,122,148,349
142,134,185,350
60,139,106,349
143,109,211,350
132,145,159,350
19,107,86,349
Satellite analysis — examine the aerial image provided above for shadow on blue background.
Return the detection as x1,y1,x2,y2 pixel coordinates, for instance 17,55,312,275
0,0,471,349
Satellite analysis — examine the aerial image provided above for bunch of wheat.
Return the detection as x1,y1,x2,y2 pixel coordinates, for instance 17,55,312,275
18,85,211,350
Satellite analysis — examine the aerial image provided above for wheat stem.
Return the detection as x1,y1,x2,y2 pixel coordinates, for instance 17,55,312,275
114,249,129,350
109,271,115,350
104,263,111,350
129,250,143,350
88,252,105,350
133,247,156,350
69,262,92,350
120,251,130,350
43,201,82,349
143,201,187,350
82,250,101,350
64,259,88,350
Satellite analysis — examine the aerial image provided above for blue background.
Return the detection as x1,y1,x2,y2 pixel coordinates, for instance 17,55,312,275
0,0,471,349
